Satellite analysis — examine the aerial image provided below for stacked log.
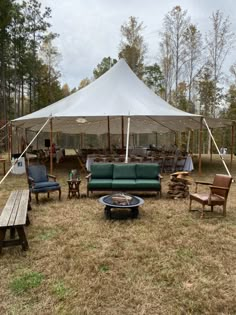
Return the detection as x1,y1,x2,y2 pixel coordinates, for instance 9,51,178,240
167,171,192,199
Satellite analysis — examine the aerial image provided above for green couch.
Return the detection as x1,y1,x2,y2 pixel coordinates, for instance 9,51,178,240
86,163,162,197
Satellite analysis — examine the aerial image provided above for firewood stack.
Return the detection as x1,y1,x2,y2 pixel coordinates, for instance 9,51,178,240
167,171,193,199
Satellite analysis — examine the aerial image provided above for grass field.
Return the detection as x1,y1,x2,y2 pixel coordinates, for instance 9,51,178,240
0,154,235,315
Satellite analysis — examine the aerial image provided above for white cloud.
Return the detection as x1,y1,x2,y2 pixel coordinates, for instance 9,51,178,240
39,0,236,88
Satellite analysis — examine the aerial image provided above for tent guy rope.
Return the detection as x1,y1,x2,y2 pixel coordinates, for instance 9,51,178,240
0,121,10,131
203,118,231,177
0,117,51,185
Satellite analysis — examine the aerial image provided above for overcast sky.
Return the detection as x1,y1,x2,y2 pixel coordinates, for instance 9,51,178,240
39,0,236,89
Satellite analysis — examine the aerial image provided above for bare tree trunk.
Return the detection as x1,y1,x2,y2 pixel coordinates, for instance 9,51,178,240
29,78,32,113
17,83,21,118
21,79,24,116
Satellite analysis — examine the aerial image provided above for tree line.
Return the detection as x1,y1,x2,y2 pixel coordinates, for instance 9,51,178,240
91,8,236,121
0,0,70,124
1,2,236,126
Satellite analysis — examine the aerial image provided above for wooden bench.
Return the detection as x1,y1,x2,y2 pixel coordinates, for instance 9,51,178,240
0,190,31,253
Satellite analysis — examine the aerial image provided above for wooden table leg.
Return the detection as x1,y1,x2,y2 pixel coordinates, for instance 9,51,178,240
26,214,30,226
0,229,6,254
16,227,29,251
10,227,16,239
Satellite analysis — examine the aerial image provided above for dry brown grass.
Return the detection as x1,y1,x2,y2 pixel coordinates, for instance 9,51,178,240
0,155,236,315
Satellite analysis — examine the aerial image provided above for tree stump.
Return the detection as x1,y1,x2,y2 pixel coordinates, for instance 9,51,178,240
167,171,193,199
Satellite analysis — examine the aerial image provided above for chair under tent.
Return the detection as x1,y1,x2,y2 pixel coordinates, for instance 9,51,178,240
174,156,187,172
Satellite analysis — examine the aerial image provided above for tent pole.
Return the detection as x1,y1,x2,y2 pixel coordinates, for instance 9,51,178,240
203,118,231,176
174,132,177,146
186,130,191,153
191,130,194,154
107,116,111,152
50,118,53,174
198,117,203,176
230,122,235,171
121,116,124,150
125,117,130,163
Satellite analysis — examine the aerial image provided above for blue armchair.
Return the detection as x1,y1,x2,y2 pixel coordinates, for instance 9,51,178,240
27,164,61,203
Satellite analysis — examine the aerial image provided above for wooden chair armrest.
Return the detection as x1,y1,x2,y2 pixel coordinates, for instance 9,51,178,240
195,181,212,192
48,174,56,181
28,176,35,187
86,173,91,181
195,181,212,185
28,176,34,182
209,185,230,191
208,193,225,205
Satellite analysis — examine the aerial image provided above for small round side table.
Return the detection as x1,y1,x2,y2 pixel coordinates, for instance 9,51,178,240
67,179,81,199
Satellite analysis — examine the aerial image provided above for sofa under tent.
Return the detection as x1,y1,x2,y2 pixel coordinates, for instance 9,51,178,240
10,59,234,176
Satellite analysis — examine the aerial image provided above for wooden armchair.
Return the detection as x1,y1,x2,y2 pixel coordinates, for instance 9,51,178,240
27,164,61,203
189,174,232,218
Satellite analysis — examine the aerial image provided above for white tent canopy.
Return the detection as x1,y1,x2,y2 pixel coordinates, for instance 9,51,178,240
11,59,234,175
12,59,210,134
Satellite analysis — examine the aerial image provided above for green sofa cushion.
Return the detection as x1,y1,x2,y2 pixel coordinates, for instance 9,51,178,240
91,163,113,179
88,179,113,189
136,164,160,179
113,164,136,179
112,179,137,189
135,179,161,189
